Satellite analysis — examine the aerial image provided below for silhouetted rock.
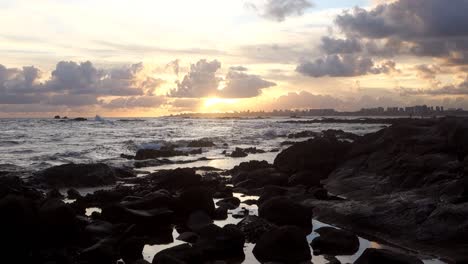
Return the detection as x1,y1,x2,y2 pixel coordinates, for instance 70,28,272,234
236,215,276,243
36,163,121,187
39,198,79,245
216,197,241,210
258,196,312,231
187,139,216,148
194,224,245,261
152,244,203,264
230,148,248,158
354,248,423,264
253,226,311,264
177,187,215,217
149,168,201,190
135,147,185,160
311,227,359,256
120,237,145,264
274,136,351,175
288,170,322,187
67,188,81,199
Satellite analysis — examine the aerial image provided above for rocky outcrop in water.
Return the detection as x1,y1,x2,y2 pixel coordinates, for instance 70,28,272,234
34,163,134,187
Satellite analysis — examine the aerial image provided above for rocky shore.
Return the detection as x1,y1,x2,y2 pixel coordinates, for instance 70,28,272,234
0,117,467,263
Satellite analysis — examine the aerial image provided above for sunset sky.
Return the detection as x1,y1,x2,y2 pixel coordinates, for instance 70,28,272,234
1,0,468,117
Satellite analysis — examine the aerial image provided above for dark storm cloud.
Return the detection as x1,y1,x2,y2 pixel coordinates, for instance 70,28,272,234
320,37,362,54
336,0,468,39
296,54,397,77
299,0,468,79
169,59,276,98
247,0,313,22
221,70,276,98
415,64,442,80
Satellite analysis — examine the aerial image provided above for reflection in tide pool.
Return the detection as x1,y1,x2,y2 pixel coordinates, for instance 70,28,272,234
141,192,447,264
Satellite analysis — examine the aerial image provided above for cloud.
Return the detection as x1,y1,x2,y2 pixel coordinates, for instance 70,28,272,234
44,61,161,96
247,0,313,22
0,61,165,109
320,37,362,54
230,66,249,71
401,76,468,96
104,96,166,109
169,59,276,98
0,64,44,104
221,70,276,98
296,54,397,77
169,59,222,98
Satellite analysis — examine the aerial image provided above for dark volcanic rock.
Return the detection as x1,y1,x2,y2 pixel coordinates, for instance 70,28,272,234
187,139,216,148
36,163,122,187
152,244,203,264
258,196,312,230
194,224,245,261
288,170,322,187
311,227,359,256
274,136,351,175
120,237,145,264
230,147,248,158
149,168,201,190
236,215,276,243
354,248,423,264
253,226,311,264
39,198,80,245
177,187,215,217
216,197,241,210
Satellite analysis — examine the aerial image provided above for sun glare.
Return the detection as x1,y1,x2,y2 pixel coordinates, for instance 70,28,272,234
204,97,238,108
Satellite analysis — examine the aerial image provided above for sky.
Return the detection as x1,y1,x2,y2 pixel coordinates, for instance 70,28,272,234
1,0,468,117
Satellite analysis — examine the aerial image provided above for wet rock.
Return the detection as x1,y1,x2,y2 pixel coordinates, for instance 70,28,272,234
39,198,80,245
152,244,203,264
258,196,312,230
177,232,199,244
177,187,215,217
354,248,423,264
230,147,248,158
120,237,145,264
274,136,351,175
288,170,322,187
236,215,276,243
216,197,241,210
253,226,311,264
311,227,359,256
213,207,228,220
54,115,61,119
67,188,81,199
122,190,175,211
101,205,173,225
120,154,135,160
0,175,42,200
149,168,201,190
187,211,213,232
46,188,64,199
187,139,216,148
229,160,271,174
36,163,120,187
194,224,245,261
80,238,119,264
0,195,39,259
